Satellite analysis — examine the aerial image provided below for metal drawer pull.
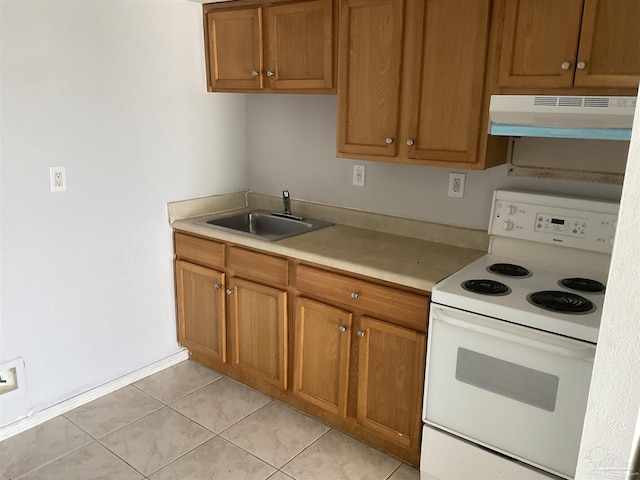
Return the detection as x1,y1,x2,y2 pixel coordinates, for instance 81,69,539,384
406,139,414,146
385,137,394,144
351,292,359,299
214,283,221,290
251,70,259,77
339,326,347,333
226,288,233,295
577,61,587,70
357,330,366,338
267,70,275,77
561,61,571,70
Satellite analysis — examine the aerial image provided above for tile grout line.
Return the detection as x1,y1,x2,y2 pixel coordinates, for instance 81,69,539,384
12,438,94,480
143,432,218,478
130,372,224,406
278,426,334,475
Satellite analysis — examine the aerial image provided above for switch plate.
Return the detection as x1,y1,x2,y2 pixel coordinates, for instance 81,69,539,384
448,172,465,198
353,165,365,187
50,166,66,192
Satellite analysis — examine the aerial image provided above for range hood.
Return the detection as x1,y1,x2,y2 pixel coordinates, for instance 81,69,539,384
489,95,636,141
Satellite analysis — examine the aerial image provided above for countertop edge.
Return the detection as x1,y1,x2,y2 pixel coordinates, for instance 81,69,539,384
171,212,487,293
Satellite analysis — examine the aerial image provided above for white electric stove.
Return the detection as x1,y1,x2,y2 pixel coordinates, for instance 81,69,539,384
421,189,619,480
431,253,608,344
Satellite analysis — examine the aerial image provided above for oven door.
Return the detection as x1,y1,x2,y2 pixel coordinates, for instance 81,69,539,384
424,304,595,479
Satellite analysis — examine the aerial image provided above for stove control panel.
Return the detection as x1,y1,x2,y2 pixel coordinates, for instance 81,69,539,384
489,190,619,253
534,212,587,238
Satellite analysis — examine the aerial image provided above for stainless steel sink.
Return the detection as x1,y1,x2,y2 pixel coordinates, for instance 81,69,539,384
196,209,333,241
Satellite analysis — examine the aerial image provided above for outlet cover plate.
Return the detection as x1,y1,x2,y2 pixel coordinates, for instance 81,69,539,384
353,165,365,187
448,172,465,198
50,166,66,192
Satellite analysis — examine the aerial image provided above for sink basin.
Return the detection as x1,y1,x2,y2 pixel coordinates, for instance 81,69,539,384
196,209,333,241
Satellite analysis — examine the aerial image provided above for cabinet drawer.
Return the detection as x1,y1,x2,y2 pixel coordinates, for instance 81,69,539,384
228,246,289,287
175,232,224,269
296,265,429,332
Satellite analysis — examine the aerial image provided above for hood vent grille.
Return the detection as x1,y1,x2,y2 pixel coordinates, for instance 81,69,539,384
489,95,636,141
532,96,623,108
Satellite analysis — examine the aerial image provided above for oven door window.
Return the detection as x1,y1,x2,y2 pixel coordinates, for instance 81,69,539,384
456,347,559,412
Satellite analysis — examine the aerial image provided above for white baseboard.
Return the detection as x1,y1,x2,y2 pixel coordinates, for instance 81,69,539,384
0,349,189,442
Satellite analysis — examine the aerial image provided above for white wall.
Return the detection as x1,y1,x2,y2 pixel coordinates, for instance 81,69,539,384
0,1,247,427
246,95,623,230
575,99,640,478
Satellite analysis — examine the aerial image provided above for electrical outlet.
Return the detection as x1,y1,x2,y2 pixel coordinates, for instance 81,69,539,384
0,358,25,399
353,165,365,187
448,172,465,198
50,166,66,192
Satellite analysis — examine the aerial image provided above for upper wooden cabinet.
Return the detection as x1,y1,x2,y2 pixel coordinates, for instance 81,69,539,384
204,0,335,93
337,0,508,169
498,0,640,90
336,0,404,158
204,7,263,91
406,0,498,165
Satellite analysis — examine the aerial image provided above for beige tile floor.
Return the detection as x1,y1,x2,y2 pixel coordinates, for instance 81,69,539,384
0,361,420,480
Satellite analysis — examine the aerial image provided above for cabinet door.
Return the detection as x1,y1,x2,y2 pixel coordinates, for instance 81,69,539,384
293,297,352,417
407,0,490,165
498,0,584,88
205,7,263,91
356,316,426,450
266,0,333,90
228,277,288,389
337,0,404,157
176,260,226,365
574,0,640,88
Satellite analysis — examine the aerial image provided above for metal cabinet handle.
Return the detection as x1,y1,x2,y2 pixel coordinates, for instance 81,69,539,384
357,330,366,338
385,137,394,144
351,292,359,299
561,61,571,70
251,70,260,77
406,139,414,146
267,70,275,77
576,61,587,70
338,325,347,333
226,288,233,295
214,283,221,290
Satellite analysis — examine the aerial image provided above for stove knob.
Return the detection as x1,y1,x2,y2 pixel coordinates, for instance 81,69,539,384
505,204,517,215
502,220,515,231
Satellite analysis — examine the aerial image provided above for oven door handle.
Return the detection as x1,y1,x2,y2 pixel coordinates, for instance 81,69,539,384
435,308,596,361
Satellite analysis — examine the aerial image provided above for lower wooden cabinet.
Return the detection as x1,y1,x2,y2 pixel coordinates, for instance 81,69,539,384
356,316,426,450
175,260,227,366
292,301,426,452
293,297,352,417
174,230,429,465
293,263,429,458
228,276,288,389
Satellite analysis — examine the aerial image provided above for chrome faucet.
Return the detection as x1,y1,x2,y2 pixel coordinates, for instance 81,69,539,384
272,190,304,221
283,190,292,215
